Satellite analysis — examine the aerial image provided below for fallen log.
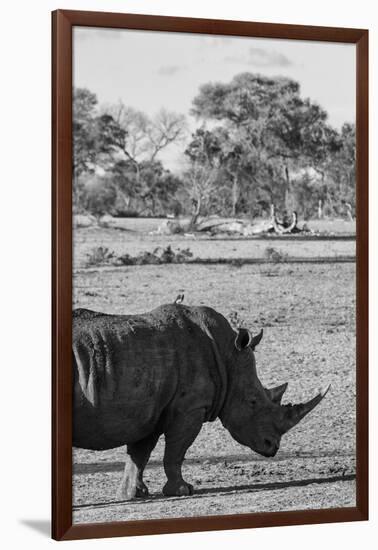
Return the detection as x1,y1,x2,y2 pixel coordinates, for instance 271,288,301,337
271,211,299,234
196,217,245,232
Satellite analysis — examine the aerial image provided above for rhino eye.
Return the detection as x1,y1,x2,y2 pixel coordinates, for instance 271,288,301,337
249,398,256,406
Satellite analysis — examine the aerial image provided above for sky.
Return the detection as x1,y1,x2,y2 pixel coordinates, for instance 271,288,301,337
73,27,356,172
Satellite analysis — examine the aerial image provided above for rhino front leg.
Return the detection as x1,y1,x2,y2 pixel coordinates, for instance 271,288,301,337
116,432,159,500
163,409,205,497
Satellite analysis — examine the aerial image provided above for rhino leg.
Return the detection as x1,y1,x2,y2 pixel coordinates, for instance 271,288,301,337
162,409,205,497
116,433,159,500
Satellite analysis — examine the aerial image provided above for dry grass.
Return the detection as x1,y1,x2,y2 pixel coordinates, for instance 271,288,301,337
73,259,356,523
73,224,355,270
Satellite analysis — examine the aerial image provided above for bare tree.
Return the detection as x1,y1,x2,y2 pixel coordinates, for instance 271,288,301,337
185,160,218,229
147,108,188,161
101,101,188,163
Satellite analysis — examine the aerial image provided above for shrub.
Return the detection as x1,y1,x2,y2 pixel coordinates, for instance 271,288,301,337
114,246,193,266
264,247,288,263
230,258,244,268
85,246,115,267
81,177,117,219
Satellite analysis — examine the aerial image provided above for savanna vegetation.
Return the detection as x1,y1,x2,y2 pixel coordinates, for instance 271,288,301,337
73,73,355,223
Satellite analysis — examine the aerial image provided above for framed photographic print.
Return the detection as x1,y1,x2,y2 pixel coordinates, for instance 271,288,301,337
52,10,368,541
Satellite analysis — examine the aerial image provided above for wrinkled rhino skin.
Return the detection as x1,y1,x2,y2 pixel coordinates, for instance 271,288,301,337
73,305,231,450
73,304,236,498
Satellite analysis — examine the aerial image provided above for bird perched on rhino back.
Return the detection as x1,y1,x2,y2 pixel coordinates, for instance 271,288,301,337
72,302,330,500
174,293,184,304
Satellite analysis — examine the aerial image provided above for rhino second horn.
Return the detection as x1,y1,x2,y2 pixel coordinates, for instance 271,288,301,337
282,384,331,432
266,382,288,404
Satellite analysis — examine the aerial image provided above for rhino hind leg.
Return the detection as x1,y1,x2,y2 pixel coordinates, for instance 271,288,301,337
162,409,205,497
116,433,159,500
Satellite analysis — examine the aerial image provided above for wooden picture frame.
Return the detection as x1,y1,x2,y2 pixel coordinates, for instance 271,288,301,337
52,9,368,541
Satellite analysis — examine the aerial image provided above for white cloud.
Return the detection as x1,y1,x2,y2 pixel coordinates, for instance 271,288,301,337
158,65,184,76
225,47,292,67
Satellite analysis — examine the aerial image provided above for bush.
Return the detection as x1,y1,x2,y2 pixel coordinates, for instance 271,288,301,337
84,246,194,268
264,247,288,263
81,177,117,219
114,246,193,266
86,246,115,267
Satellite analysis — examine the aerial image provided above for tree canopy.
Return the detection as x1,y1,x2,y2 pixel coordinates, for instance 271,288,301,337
189,73,346,217
73,75,355,220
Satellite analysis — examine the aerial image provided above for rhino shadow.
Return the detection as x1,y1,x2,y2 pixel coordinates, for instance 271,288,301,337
73,473,355,510
73,450,354,475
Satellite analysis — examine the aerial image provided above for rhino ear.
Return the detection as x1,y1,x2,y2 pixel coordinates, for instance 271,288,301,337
235,328,252,351
250,329,263,350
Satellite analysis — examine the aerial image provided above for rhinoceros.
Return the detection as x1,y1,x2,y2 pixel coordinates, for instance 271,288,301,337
73,303,329,499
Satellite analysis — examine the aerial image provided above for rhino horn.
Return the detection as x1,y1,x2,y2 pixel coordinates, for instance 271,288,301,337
281,384,330,432
266,382,288,404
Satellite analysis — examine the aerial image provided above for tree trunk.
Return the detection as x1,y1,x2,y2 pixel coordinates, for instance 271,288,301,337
345,202,354,221
284,164,291,212
270,204,276,225
189,197,201,230
231,174,239,217
318,199,323,219
118,190,131,209
326,190,336,217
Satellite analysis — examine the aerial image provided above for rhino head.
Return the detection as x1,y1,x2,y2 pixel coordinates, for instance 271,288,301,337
220,328,330,458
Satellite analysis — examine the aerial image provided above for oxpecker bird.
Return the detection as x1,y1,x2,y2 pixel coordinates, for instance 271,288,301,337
174,293,185,304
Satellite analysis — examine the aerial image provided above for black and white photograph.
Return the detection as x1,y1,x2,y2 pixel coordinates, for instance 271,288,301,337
72,26,357,525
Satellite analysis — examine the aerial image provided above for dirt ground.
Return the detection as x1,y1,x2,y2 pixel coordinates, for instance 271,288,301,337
72,225,356,524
